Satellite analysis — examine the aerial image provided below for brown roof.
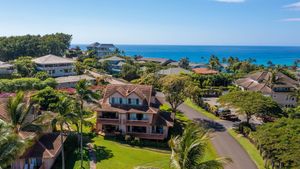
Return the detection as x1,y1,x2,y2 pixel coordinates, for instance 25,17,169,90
21,133,66,159
152,113,174,127
100,103,159,114
103,84,153,106
0,98,9,122
193,68,219,75
235,71,298,94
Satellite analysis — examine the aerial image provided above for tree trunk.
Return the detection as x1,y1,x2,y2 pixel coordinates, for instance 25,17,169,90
80,99,84,168
246,113,251,124
60,125,65,169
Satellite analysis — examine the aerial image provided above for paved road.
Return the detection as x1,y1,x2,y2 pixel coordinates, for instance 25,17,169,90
178,103,258,169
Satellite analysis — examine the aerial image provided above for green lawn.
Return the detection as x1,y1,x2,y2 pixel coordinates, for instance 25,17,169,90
57,104,220,169
228,129,266,169
184,99,220,120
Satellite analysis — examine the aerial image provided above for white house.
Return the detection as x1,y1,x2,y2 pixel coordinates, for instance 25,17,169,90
99,56,126,73
87,42,116,58
33,54,76,77
0,61,14,75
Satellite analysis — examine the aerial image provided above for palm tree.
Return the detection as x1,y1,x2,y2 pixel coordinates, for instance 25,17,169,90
168,123,231,169
0,120,27,168
51,96,77,169
7,91,42,133
75,79,100,168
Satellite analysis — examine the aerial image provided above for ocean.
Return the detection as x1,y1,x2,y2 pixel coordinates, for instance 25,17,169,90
72,45,300,66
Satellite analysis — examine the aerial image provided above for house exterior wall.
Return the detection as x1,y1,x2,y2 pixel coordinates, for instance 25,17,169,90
36,63,76,77
0,67,14,74
271,92,297,107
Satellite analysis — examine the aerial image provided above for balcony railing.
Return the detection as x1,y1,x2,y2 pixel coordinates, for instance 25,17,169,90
127,132,165,140
98,118,120,124
123,119,150,126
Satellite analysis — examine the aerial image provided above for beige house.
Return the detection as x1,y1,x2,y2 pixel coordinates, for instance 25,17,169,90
96,84,173,140
235,71,299,107
55,74,96,88
33,54,76,77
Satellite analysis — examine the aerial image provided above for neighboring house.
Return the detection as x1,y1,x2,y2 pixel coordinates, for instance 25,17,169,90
193,68,219,75
12,133,66,169
96,84,174,140
99,56,126,73
190,62,208,69
0,61,14,75
157,67,192,76
33,54,76,77
87,42,116,58
55,74,96,88
136,57,173,66
235,71,299,107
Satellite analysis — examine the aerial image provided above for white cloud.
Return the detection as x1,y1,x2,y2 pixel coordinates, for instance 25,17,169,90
281,18,300,22
284,1,300,10
215,0,245,3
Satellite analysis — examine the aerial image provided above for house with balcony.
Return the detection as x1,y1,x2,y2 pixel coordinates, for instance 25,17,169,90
235,71,299,107
96,84,174,140
33,54,76,77
0,61,14,75
87,42,116,58
99,56,126,73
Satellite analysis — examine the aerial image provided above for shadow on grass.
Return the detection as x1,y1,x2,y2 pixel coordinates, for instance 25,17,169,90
93,145,114,162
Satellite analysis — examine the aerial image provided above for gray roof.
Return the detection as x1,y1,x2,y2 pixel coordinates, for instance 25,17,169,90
87,42,115,48
235,71,299,94
33,54,75,65
55,75,95,84
0,61,13,68
158,68,192,75
137,57,172,64
99,56,125,62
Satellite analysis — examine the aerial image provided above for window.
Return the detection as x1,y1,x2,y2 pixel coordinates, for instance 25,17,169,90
128,98,132,104
136,99,139,105
119,98,123,104
111,97,115,104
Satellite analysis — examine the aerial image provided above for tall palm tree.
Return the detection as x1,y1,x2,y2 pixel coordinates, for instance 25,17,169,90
0,120,27,168
7,91,42,133
51,96,77,169
75,79,100,168
168,123,231,169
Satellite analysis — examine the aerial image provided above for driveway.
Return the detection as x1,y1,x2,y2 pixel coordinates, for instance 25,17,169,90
156,93,257,169
178,104,257,169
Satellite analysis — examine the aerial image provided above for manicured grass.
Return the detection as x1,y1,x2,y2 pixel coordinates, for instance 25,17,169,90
228,129,266,169
184,99,220,120
93,136,171,169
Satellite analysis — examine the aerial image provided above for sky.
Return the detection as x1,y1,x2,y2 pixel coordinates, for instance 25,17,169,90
1,0,300,46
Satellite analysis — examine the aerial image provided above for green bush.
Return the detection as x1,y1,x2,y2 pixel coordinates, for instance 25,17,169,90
0,77,57,92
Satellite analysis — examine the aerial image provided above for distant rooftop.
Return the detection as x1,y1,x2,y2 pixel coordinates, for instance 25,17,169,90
137,57,173,65
99,56,125,62
193,68,219,75
158,67,191,75
87,42,116,48
33,54,75,65
55,75,95,84
0,61,13,68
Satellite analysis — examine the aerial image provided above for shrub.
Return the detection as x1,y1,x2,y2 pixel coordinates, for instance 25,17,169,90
125,135,132,142
0,77,57,92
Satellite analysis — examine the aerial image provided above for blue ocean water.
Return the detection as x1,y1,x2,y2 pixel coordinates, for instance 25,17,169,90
72,44,300,65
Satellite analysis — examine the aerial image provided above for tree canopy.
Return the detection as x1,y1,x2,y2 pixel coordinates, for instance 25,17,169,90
253,118,300,168
219,91,283,123
0,33,72,61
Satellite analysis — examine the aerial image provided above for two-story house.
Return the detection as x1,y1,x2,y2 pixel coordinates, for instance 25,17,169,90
33,54,76,77
99,56,126,73
235,71,299,107
0,61,14,75
96,84,173,140
87,42,116,58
